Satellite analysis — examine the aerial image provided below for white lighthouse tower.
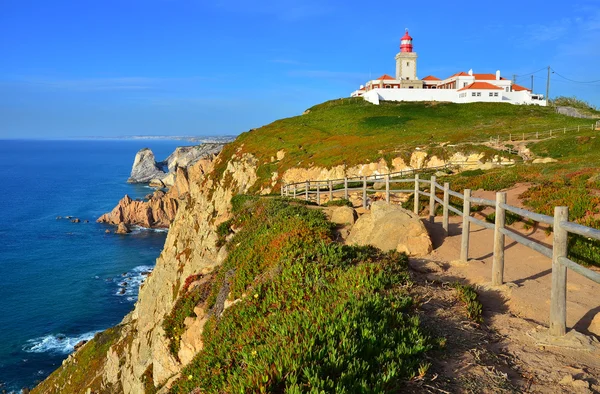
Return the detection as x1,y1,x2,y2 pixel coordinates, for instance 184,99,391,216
395,29,423,89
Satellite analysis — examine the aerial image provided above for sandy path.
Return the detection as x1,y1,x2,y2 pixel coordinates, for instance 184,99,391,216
422,179,600,333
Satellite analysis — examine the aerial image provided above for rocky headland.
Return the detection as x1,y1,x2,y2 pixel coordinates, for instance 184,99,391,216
99,143,225,230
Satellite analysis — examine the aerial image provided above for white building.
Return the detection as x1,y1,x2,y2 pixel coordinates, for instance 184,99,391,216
351,30,547,106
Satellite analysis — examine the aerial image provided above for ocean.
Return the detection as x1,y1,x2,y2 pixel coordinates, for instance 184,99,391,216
0,139,190,392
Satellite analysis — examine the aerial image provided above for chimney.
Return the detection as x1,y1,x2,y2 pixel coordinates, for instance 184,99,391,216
468,69,473,76
496,70,501,80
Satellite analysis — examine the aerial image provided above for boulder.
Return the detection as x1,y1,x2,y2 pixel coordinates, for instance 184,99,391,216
127,148,167,184
71,218,80,223
324,206,358,225
115,223,131,234
346,201,432,256
589,312,600,337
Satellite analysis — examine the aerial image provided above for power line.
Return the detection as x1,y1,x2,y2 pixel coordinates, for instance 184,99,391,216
514,67,547,78
551,68,600,84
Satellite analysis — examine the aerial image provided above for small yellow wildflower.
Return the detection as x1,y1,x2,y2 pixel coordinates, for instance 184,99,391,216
254,293,259,298
251,350,258,357
188,374,193,380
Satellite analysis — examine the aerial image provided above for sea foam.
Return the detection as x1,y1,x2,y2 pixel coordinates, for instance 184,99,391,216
23,331,100,354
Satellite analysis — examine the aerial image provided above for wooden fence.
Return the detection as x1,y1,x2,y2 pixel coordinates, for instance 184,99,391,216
489,124,595,144
282,175,600,337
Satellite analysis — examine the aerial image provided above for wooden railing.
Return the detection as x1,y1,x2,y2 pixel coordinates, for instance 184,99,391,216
282,175,600,337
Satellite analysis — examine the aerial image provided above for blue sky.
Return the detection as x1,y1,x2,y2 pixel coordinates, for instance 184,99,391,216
1,0,599,138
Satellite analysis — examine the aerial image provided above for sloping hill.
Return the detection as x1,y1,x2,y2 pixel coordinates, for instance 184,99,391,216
213,98,589,190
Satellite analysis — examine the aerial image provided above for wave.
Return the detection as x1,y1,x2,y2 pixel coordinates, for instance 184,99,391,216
130,225,169,234
114,265,153,299
23,331,100,354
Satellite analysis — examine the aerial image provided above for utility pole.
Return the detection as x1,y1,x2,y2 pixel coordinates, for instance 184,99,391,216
512,74,517,84
546,66,551,105
531,75,534,92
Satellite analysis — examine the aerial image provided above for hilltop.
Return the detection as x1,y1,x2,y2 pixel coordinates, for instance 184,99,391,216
213,98,593,191
33,99,600,393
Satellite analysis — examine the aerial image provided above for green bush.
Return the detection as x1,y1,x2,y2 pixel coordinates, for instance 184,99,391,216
163,279,213,359
485,211,522,225
323,198,354,207
169,199,435,393
452,283,483,323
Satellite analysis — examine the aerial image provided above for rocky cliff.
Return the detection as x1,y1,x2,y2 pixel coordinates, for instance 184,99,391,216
99,144,224,230
127,143,225,185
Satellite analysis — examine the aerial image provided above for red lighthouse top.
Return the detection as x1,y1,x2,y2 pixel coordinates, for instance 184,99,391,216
400,29,413,52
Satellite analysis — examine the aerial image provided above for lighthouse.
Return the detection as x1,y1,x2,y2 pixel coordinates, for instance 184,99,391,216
395,29,422,88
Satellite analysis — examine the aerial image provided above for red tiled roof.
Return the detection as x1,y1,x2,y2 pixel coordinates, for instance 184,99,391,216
422,75,441,81
376,74,396,81
457,82,504,91
512,83,531,92
449,71,470,78
472,73,507,81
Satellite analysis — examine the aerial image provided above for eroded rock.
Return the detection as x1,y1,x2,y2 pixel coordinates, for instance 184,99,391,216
346,202,432,256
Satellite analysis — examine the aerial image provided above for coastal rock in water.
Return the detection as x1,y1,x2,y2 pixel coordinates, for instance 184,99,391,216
97,192,178,229
346,202,432,256
165,143,225,173
71,218,80,223
127,148,167,184
116,223,131,234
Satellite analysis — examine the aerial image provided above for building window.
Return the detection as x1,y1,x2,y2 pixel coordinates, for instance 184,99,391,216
489,92,494,97
506,87,509,92
463,83,468,87
476,92,481,97
385,85,391,88
472,92,476,97
406,62,409,66
494,92,499,97
409,86,414,89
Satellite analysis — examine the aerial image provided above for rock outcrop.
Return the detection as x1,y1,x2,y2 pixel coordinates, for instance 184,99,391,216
128,148,167,184
346,202,432,256
97,190,180,229
128,143,225,185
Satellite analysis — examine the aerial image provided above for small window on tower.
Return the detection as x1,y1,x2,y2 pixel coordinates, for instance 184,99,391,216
407,62,410,67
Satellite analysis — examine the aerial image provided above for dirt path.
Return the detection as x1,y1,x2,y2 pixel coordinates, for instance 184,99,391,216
411,184,600,392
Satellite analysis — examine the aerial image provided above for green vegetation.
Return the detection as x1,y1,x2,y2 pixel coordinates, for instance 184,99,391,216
452,283,483,324
323,198,354,207
31,326,123,394
210,99,585,191
163,277,212,359
485,211,522,226
550,96,599,114
169,198,436,393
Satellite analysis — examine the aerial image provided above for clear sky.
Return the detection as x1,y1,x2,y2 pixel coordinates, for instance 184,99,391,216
1,0,599,138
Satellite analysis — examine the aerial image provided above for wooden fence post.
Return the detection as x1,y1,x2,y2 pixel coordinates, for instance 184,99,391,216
328,180,333,201
443,182,449,233
316,182,321,205
385,174,390,204
293,185,297,199
344,177,348,200
522,133,525,141
460,189,471,262
564,127,566,134
429,176,437,223
492,192,507,286
550,130,553,137
414,174,420,214
305,181,309,201
362,176,367,209
509,133,512,141
550,206,569,337
578,125,580,133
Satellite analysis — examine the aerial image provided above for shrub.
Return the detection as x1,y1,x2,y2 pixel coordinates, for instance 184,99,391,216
485,211,522,225
163,279,213,359
452,283,483,323
323,198,354,207
169,199,435,393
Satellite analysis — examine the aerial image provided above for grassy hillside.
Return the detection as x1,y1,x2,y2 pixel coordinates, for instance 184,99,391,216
212,98,591,191
169,197,438,392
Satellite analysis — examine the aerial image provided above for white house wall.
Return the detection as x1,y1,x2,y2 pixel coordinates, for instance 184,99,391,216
362,88,547,106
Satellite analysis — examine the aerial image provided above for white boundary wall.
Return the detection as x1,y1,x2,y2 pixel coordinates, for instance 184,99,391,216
363,88,547,106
